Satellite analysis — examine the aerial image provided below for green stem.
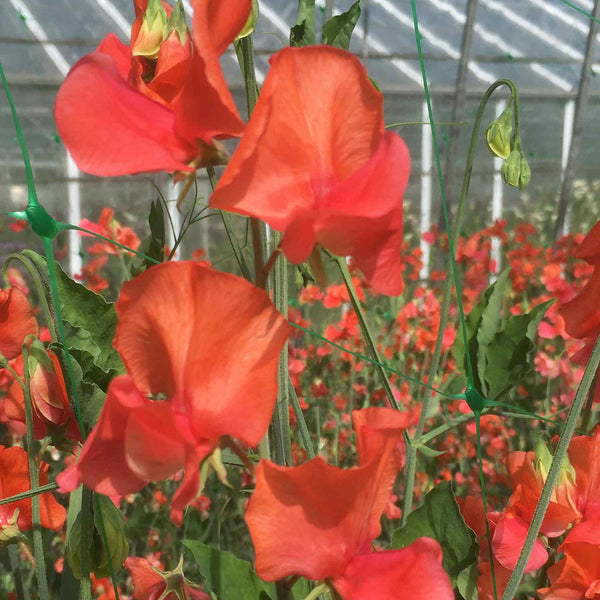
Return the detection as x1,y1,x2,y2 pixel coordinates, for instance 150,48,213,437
0,483,58,506
400,69,518,523
79,487,93,600
501,335,600,599
271,232,292,465
3,254,56,340
336,258,399,411
581,370,598,432
8,544,28,600
41,237,86,438
21,342,50,600
476,415,498,600
289,321,463,399
94,494,121,600
206,167,253,281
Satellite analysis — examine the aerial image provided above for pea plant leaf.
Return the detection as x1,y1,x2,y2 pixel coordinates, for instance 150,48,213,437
290,0,316,46
322,1,361,50
391,481,478,585
453,268,553,400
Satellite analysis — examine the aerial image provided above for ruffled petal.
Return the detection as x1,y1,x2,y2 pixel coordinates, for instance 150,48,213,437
54,36,195,176
331,540,454,600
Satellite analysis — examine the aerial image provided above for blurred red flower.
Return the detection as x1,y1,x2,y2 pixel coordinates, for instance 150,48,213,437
54,0,249,176
210,46,410,297
0,446,66,536
0,286,37,361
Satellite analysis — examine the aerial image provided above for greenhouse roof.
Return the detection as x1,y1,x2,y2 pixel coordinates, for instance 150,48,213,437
0,0,598,94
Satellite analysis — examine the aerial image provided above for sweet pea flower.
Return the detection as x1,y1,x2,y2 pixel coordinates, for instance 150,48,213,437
54,0,250,176
125,555,209,600
0,286,38,361
5,349,81,444
57,261,291,524
210,45,410,297
0,445,66,542
538,543,600,600
245,408,453,599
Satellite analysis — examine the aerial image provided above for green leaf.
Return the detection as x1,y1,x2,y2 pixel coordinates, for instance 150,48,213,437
391,481,478,584
290,0,316,46
21,250,124,377
453,269,510,395
484,300,554,400
51,343,106,428
456,562,479,600
322,1,361,50
184,541,274,600
132,199,165,277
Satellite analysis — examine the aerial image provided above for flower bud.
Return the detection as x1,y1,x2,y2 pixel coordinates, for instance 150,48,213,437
0,509,23,547
131,0,168,58
236,0,259,39
501,149,522,188
162,0,188,46
518,153,531,190
485,105,513,159
67,494,129,579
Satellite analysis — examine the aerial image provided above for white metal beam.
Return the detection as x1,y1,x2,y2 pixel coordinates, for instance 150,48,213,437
420,101,432,280
8,0,82,277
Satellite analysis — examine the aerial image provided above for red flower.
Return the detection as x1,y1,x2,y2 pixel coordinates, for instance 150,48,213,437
245,408,453,599
538,543,600,599
54,0,250,176
125,556,209,600
0,287,38,361
210,46,410,296
0,446,66,537
79,208,140,256
4,349,82,443
58,262,291,524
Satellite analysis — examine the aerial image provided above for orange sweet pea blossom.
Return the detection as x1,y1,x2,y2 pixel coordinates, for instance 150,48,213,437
5,349,81,444
0,445,66,541
210,45,410,297
57,261,291,524
54,0,249,176
125,555,209,600
538,542,600,599
0,286,38,361
492,448,579,572
245,408,453,599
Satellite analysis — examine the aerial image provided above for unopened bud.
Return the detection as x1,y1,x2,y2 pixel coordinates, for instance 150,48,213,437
236,0,259,40
518,153,531,190
485,105,513,159
0,509,23,547
132,0,168,58
163,1,188,46
501,149,522,188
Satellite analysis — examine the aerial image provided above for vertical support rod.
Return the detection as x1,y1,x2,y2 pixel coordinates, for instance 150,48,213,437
491,101,505,282
437,0,478,233
553,0,600,242
325,0,334,21
361,0,370,67
66,153,81,277
420,100,433,280
560,99,575,236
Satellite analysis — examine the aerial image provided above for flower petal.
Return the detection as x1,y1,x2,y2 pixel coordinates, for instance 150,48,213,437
331,540,454,600
54,35,195,176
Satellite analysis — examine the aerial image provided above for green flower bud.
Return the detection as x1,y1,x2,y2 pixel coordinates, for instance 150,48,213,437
67,494,129,579
0,509,24,547
501,149,522,188
485,104,513,159
519,153,531,190
132,0,168,58
236,0,259,40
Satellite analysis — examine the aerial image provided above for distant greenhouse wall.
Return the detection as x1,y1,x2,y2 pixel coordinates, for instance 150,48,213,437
2,0,600,276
